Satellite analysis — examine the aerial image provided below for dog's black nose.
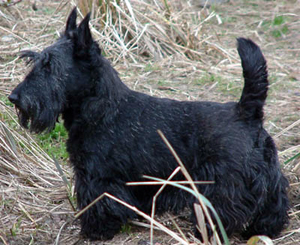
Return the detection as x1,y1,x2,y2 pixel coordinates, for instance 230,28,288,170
8,93,19,104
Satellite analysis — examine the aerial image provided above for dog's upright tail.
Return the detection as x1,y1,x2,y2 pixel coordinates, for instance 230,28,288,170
237,38,268,121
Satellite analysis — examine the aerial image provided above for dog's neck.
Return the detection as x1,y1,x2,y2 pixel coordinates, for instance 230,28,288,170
62,56,130,131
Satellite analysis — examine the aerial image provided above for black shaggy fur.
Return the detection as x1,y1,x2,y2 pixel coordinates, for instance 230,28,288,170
9,8,289,241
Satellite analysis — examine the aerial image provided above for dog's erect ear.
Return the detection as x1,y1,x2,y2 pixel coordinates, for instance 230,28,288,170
77,13,92,48
66,7,77,33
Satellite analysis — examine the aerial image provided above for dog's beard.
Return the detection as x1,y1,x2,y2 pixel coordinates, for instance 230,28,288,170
15,105,30,130
15,104,58,133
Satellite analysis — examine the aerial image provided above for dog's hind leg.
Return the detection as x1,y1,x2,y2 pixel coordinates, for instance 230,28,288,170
190,182,253,240
241,174,289,239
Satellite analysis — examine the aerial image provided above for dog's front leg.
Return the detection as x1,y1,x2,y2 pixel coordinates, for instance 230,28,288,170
75,174,137,240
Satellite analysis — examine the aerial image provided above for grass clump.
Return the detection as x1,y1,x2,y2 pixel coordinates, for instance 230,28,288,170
77,0,217,62
37,122,68,161
262,15,290,38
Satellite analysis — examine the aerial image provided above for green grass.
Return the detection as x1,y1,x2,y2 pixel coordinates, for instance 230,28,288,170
194,74,241,98
273,15,285,26
121,223,132,234
193,74,222,86
39,7,56,15
271,25,289,38
37,122,68,161
0,198,13,209
157,80,169,86
1,95,14,106
0,97,19,130
225,16,238,23
11,217,23,237
144,63,161,72
262,15,290,38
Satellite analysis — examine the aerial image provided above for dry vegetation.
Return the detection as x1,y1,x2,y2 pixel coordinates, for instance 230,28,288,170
0,0,299,244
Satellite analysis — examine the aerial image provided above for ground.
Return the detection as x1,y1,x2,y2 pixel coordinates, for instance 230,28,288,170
0,0,299,244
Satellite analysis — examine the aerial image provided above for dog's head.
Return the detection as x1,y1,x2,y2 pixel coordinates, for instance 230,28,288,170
9,8,101,133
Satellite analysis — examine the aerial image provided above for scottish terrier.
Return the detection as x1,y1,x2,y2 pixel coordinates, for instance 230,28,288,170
9,8,289,241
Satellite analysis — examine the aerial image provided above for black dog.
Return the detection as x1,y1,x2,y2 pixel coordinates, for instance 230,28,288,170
9,8,289,241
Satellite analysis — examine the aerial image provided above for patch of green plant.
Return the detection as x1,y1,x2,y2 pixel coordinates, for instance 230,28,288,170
193,78,206,86
0,199,13,208
271,25,289,38
226,16,237,23
0,97,19,130
262,15,290,38
37,122,68,161
194,74,242,98
281,26,289,34
1,95,14,107
2,54,16,63
209,74,221,83
271,30,281,38
144,63,161,72
11,217,22,236
281,25,289,34
273,15,285,26
193,74,221,86
121,223,132,234
40,7,56,15
157,80,169,86
241,0,259,7
200,74,237,90
210,3,223,12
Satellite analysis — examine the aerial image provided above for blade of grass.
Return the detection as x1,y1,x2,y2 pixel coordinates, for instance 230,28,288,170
75,192,189,245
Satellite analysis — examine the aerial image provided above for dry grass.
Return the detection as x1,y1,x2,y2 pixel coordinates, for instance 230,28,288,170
0,0,299,244
77,0,218,62
0,101,75,244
